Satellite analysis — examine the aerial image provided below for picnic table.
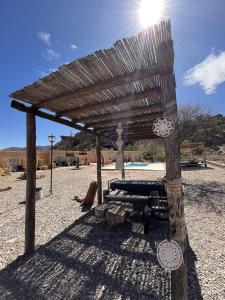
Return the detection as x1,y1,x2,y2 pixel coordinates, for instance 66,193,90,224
95,179,169,234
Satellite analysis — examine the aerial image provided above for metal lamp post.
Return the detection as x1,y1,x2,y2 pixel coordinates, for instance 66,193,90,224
48,134,56,194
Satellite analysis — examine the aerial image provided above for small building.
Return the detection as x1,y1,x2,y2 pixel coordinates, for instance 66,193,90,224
0,148,149,171
0,151,27,171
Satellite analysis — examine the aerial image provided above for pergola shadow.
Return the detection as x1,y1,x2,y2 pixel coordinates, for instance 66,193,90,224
0,212,203,299
0,212,171,299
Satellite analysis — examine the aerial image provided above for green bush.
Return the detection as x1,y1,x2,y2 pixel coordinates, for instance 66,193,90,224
153,152,165,162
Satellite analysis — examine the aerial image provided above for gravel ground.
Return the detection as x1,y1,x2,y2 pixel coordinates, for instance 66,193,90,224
0,213,170,299
0,164,225,299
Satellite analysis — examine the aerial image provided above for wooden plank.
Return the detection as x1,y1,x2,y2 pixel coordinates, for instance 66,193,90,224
106,205,127,225
94,201,134,218
75,103,162,124
96,135,102,204
95,203,116,218
157,40,188,300
57,87,161,117
32,66,159,109
25,113,36,254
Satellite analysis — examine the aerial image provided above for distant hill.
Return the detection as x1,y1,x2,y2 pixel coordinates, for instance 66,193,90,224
3,114,225,152
54,132,118,151
182,114,225,147
2,146,50,151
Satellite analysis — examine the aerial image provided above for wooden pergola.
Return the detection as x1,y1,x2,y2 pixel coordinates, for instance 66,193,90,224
10,20,187,299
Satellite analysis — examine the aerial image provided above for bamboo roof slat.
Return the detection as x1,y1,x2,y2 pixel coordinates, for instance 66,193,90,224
10,20,173,139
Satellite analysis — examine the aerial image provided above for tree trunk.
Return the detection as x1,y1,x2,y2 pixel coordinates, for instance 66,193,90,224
157,40,188,300
163,74,188,300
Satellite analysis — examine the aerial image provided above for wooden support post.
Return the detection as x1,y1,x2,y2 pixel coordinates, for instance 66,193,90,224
157,40,188,300
121,145,125,180
25,113,36,254
203,149,207,168
96,134,102,204
115,123,125,179
121,166,125,180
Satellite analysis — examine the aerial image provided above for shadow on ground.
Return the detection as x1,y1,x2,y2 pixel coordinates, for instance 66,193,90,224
0,211,203,299
184,180,225,213
186,236,203,300
181,166,213,172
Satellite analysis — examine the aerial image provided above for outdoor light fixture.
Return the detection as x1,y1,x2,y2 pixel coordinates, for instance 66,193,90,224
48,134,56,143
48,134,56,194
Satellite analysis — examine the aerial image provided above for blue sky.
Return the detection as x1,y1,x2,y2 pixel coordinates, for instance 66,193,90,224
1,0,225,149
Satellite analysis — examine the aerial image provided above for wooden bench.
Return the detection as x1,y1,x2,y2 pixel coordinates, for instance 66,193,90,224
95,201,134,225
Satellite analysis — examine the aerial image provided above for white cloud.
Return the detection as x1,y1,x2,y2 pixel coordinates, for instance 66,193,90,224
38,70,49,77
38,31,51,45
43,49,60,61
70,44,78,50
49,67,57,72
184,50,225,94
38,67,57,77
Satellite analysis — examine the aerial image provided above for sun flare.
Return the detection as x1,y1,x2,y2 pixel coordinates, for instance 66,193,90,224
138,0,164,28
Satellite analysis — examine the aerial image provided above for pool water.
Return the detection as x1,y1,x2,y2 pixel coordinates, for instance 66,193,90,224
125,163,150,168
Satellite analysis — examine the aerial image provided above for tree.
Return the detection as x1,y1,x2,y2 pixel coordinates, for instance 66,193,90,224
178,103,210,144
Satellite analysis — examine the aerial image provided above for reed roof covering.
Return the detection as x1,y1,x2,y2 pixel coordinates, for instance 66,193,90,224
10,20,173,140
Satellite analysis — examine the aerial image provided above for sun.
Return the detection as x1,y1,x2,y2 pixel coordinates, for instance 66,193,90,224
138,0,164,28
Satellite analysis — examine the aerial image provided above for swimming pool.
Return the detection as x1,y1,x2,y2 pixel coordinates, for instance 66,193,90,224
101,162,165,171
125,163,150,168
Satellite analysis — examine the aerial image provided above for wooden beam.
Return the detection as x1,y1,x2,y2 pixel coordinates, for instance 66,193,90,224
124,132,156,137
11,100,95,135
110,134,157,141
86,111,162,129
33,66,159,109
124,136,156,140
96,135,102,204
75,103,162,124
157,40,174,74
57,87,161,117
85,106,162,128
11,100,116,151
25,113,36,254
108,125,154,134
157,40,188,300
104,127,156,137
96,120,155,133
107,129,156,137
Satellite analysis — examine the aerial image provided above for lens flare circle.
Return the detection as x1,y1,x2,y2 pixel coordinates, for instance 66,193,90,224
139,0,164,27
